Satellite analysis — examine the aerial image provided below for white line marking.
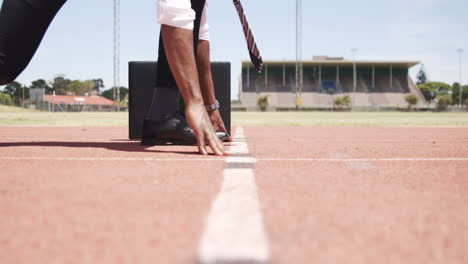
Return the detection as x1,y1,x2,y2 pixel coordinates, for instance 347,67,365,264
289,139,468,143
259,158,468,162
197,127,269,264
0,157,224,162
225,156,257,164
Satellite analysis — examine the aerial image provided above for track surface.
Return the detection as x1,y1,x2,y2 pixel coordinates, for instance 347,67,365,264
0,126,467,263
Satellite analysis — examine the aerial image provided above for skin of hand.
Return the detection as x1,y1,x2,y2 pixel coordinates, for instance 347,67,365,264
196,39,232,142
161,25,229,156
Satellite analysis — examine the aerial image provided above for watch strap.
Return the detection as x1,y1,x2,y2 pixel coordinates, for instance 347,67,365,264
205,100,220,111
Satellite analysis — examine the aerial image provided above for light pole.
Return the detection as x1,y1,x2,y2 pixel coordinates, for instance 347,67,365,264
295,0,303,110
113,0,120,111
351,48,358,109
457,48,463,106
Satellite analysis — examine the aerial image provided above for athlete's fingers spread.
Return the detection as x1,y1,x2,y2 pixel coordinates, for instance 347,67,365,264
213,133,229,156
197,135,208,155
206,132,224,156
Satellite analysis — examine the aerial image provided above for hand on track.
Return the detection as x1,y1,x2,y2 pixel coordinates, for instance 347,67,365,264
185,104,229,156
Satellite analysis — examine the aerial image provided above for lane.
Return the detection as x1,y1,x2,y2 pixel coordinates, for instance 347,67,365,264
246,127,468,264
0,126,216,159
247,127,468,159
0,127,225,263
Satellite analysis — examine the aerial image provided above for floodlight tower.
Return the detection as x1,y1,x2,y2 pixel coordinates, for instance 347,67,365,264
351,48,358,109
295,0,303,109
457,48,463,106
113,0,121,111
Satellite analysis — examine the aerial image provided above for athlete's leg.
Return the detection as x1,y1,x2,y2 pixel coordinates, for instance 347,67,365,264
0,0,66,85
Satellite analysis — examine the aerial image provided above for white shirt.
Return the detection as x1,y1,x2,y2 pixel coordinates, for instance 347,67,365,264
157,0,209,41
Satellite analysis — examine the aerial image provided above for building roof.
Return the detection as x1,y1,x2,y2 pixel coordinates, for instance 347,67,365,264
242,60,420,68
43,95,115,106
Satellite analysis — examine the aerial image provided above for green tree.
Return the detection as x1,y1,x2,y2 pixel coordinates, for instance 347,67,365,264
452,83,468,106
257,95,269,111
92,79,105,93
342,95,351,108
82,80,98,95
417,82,452,104
334,96,351,111
436,95,452,111
66,80,86,95
416,64,428,85
101,87,128,101
334,97,344,110
404,94,419,110
3,81,28,105
0,92,13,105
51,75,71,95
30,79,53,94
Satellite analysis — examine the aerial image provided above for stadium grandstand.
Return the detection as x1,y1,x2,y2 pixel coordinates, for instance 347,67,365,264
239,56,427,110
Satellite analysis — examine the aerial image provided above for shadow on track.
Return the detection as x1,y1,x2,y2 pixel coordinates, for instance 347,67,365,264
0,141,205,155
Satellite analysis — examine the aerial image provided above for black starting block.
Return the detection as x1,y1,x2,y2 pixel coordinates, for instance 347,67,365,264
128,61,231,140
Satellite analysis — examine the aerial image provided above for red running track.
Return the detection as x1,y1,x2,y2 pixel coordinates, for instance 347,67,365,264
0,126,467,263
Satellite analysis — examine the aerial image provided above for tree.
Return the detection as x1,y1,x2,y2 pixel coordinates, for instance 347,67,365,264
257,95,269,111
416,64,428,85
334,96,351,111
92,79,105,93
342,95,351,108
404,94,419,110
334,97,344,110
82,80,98,95
50,75,71,95
436,95,452,111
3,81,28,105
30,79,53,94
0,92,13,105
417,82,452,104
66,80,86,95
101,87,128,101
452,83,468,106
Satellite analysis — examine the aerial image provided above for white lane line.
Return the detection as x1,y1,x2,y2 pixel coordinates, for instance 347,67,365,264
197,127,269,264
0,157,224,162
289,139,468,143
259,158,468,162
330,153,375,170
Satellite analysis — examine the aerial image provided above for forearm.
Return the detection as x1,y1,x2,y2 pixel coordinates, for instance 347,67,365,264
196,40,217,105
161,25,204,107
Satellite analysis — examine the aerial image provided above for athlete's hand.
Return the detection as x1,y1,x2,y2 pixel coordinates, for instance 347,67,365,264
185,104,229,156
208,109,232,142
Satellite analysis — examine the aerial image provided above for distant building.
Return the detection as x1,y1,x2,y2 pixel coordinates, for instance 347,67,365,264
240,56,426,110
29,89,116,111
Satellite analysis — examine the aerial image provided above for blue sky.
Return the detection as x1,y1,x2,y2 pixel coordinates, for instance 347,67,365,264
1,0,467,99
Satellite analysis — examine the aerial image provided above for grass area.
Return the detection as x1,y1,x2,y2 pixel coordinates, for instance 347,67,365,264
232,112,468,127
0,111,127,126
0,105,39,113
0,109,468,127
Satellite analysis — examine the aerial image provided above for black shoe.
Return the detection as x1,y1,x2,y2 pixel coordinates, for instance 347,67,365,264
141,112,229,146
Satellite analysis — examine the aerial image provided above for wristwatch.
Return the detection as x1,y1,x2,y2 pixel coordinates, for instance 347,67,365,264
205,100,220,111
